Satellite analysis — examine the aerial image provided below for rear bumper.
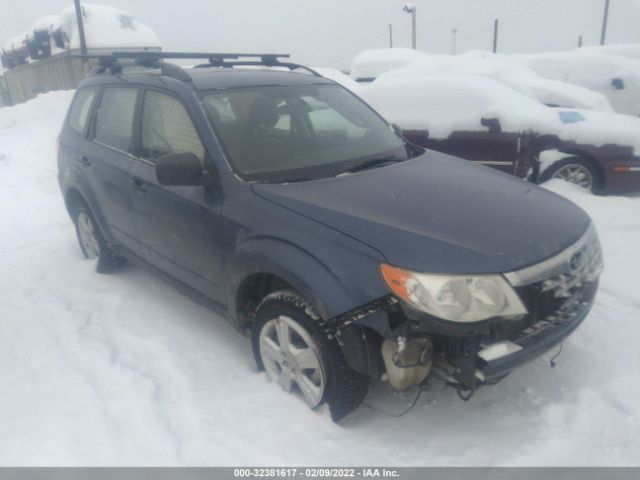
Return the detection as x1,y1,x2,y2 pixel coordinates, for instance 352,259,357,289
477,295,594,383
605,164,640,193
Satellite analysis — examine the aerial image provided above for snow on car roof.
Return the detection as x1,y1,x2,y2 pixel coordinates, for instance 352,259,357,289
350,48,430,80
362,73,553,137
360,73,640,153
311,67,362,93
577,43,640,61
513,50,640,91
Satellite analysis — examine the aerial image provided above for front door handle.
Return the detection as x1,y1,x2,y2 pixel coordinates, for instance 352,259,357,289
130,176,147,194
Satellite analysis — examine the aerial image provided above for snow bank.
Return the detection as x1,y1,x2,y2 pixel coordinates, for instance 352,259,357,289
0,92,639,466
361,73,640,153
350,48,429,81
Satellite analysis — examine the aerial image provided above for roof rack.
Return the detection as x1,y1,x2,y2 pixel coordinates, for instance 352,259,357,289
75,51,321,82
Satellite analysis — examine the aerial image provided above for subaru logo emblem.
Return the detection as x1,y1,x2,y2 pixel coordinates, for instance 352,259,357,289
570,251,584,271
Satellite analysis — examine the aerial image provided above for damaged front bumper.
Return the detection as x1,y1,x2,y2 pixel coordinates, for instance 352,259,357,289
324,223,602,398
477,294,593,383
431,289,596,396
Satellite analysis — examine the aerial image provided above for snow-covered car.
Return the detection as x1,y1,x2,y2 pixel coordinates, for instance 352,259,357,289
351,48,612,112
361,74,640,193
515,50,640,116
351,48,431,82
57,52,602,420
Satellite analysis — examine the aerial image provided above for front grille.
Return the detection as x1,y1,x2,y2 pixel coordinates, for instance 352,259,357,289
506,223,603,333
538,226,603,299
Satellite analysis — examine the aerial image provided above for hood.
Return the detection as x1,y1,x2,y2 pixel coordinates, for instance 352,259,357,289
252,152,591,274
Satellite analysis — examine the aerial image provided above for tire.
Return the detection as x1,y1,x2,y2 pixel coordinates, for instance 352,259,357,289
539,156,602,193
72,202,126,273
251,290,370,421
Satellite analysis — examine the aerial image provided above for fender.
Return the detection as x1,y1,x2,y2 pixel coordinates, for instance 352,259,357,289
60,164,114,244
227,235,358,322
226,235,393,378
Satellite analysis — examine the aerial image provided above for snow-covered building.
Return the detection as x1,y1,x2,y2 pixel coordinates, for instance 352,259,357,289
0,3,161,106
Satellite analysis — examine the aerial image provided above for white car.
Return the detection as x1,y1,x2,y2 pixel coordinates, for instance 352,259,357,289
515,50,640,116
350,48,612,112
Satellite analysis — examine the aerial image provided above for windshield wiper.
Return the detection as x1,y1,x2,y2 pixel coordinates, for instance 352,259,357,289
341,157,405,175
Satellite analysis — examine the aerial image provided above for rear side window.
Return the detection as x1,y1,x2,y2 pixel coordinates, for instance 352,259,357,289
67,87,98,135
94,88,138,153
141,91,205,162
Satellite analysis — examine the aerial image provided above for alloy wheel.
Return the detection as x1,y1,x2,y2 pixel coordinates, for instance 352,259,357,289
77,211,100,259
552,164,593,189
259,315,325,407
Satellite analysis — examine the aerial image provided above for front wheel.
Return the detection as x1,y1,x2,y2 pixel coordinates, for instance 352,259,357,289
251,290,370,421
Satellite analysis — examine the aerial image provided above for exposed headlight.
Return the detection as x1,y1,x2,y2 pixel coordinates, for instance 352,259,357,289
380,263,528,323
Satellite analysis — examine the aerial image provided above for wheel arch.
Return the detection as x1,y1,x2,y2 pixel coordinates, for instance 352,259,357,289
61,181,113,243
227,236,370,329
63,187,86,219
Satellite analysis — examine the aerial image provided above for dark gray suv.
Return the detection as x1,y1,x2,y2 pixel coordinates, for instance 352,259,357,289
57,52,603,420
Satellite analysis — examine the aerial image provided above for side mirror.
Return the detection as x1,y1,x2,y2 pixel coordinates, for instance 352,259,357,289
481,117,502,134
155,152,206,186
611,78,625,90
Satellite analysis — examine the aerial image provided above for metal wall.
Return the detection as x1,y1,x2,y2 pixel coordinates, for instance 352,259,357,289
0,47,160,107
0,51,84,106
0,76,11,107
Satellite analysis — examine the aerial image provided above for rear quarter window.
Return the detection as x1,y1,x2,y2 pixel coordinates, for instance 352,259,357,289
67,87,98,135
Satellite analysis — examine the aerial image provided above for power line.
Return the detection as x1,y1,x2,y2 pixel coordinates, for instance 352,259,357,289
457,0,547,40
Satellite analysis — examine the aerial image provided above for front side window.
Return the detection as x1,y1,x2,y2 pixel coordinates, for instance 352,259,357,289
67,87,98,135
141,91,205,162
201,84,409,182
94,88,138,153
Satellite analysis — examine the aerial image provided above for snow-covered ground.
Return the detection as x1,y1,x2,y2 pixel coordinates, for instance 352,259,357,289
1,91,639,466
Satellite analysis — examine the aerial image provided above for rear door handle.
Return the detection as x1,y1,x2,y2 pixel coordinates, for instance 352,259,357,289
130,176,147,194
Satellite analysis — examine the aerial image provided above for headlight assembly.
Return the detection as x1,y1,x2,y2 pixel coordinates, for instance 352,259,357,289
380,263,528,323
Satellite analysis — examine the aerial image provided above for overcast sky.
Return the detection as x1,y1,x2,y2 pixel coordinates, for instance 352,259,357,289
2,0,640,69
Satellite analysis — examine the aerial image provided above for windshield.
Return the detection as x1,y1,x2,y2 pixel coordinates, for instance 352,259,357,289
201,84,411,182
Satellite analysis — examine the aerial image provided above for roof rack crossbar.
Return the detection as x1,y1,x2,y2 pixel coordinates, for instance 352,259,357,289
194,58,320,77
75,51,320,81
77,52,291,61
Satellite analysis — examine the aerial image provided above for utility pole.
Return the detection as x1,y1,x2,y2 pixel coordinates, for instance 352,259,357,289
492,19,499,53
600,0,610,45
74,0,87,55
389,24,393,48
578,35,583,47
74,0,88,73
451,28,458,55
403,4,417,49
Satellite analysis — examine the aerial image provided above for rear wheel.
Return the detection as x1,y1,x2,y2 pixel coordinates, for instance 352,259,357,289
72,203,126,273
540,156,602,192
251,290,370,421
